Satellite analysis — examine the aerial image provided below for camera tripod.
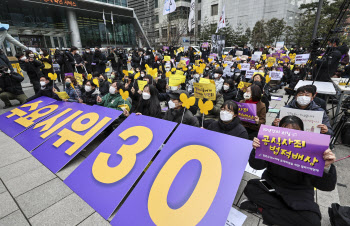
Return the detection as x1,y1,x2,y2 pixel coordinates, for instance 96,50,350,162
330,108,350,149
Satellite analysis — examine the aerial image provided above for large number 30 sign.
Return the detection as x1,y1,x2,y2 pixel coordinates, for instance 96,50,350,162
65,114,252,225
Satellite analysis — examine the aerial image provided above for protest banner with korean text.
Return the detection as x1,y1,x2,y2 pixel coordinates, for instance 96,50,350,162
31,104,122,173
245,70,256,79
0,97,59,138
111,124,252,226
256,125,330,177
240,63,250,71
295,54,310,65
193,82,216,101
236,102,257,124
64,114,177,219
279,107,323,133
269,71,284,81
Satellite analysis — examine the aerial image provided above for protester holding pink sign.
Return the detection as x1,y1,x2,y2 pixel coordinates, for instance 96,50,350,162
240,115,336,226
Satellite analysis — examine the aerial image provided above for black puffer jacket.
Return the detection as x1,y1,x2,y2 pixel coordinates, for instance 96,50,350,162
19,59,43,82
249,148,336,218
81,90,98,106
207,117,249,139
26,85,60,102
163,107,199,127
0,72,24,95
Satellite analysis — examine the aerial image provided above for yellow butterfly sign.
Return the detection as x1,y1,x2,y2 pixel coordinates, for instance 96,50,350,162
105,68,110,72
265,74,271,84
55,91,70,100
137,80,147,91
164,56,171,62
134,72,141,80
120,89,129,101
87,74,92,80
237,81,251,92
48,73,57,81
93,78,100,88
193,82,216,101
180,93,196,109
198,99,214,115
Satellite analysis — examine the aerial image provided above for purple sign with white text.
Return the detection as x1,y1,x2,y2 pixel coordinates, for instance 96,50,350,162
0,97,59,138
256,125,330,177
31,104,122,173
236,102,257,124
64,114,176,219
111,124,252,226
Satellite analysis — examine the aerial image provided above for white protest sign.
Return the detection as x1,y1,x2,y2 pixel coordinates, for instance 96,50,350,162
251,54,260,61
269,71,284,81
295,54,310,65
240,63,250,71
245,70,256,79
276,41,285,50
236,51,243,56
279,107,323,133
254,51,262,56
225,207,247,226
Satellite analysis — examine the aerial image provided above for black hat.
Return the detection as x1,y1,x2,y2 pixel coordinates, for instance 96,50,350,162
214,68,223,74
168,90,188,101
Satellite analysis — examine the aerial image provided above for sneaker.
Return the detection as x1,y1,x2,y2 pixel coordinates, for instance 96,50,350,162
239,199,258,213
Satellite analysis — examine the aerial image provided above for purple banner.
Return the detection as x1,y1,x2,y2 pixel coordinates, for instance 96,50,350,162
31,104,122,173
256,125,330,177
64,114,177,219
14,102,83,152
111,124,252,226
236,102,257,124
202,42,209,48
163,46,169,51
0,97,59,138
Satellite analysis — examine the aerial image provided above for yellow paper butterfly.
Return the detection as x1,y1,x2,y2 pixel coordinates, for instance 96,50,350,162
120,89,129,101
198,99,214,115
208,58,213,63
222,55,227,59
171,68,176,72
105,68,110,72
87,74,92,80
265,75,271,84
237,64,242,70
180,93,196,109
93,78,100,88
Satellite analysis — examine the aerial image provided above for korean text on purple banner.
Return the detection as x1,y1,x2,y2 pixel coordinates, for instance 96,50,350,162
236,102,257,124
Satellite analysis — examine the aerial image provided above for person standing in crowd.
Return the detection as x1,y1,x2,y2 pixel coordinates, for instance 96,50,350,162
62,75,82,103
81,80,98,105
70,47,85,76
207,100,248,139
213,68,225,92
163,90,199,127
53,49,65,84
134,84,162,118
108,48,124,79
26,75,59,102
82,48,94,74
0,49,14,73
93,48,107,75
240,84,266,140
0,66,27,108
273,85,333,136
39,49,54,77
200,44,211,62
18,50,43,94
241,115,336,226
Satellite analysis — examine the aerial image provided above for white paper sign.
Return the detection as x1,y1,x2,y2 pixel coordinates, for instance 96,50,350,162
236,51,243,56
245,70,256,79
240,63,250,71
279,107,323,133
254,51,262,56
295,54,310,65
225,207,247,226
251,54,260,61
245,163,265,178
269,71,284,81
276,41,285,50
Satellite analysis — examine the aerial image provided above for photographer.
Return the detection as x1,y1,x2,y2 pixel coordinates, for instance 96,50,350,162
0,66,27,109
315,38,342,82
18,50,43,94
0,49,14,72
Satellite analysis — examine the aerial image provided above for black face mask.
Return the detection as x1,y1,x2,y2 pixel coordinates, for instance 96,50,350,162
99,79,104,82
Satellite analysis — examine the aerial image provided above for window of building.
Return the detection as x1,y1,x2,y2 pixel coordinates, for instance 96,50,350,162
197,25,201,35
162,28,167,38
198,10,201,20
155,30,159,38
211,4,218,16
155,15,159,24
155,0,158,8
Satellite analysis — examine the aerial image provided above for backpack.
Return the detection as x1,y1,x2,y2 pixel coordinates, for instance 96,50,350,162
329,203,350,226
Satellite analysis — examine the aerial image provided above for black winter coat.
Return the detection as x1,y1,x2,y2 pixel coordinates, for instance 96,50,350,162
26,85,60,102
82,52,94,73
19,60,43,82
99,80,110,96
316,47,342,81
163,107,199,127
0,72,24,95
82,90,98,105
0,53,14,72
249,148,337,218
221,88,236,102
93,53,107,74
208,117,249,139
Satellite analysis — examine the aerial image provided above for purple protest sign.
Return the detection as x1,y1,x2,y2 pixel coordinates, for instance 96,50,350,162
64,114,176,219
31,104,122,173
163,46,169,51
14,102,83,152
111,124,252,226
236,102,257,124
202,42,209,48
0,97,59,138
256,125,330,177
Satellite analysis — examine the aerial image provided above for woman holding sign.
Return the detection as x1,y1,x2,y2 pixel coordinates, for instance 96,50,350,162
240,116,336,226
240,85,266,140
135,84,162,118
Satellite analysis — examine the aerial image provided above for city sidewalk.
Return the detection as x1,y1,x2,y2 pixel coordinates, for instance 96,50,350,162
0,86,348,226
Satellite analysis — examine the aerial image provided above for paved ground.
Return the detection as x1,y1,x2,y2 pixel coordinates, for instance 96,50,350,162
0,76,349,225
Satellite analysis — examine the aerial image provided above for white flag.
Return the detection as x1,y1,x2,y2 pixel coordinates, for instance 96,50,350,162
188,0,195,31
103,10,106,25
111,11,114,25
163,0,176,16
216,5,226,33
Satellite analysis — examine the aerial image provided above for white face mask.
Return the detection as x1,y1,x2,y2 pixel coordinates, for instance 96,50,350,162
223,85,230,91
294,71,300,74
141,73,145,77
142,92,151,100
170,86,178,91
39,51,43,55
235,73,240,76
214,73,219,79
297,96,311,106
220,111,233,122
244,92,251,100
194,74,200,79
76,51,80,54
168,100,176,109
20,56,27,61
165,67,170,72
85,85,92,92
29,54,34,58
86,50,90,53
109,86,116,94
231,69,235,72
40,81,46,87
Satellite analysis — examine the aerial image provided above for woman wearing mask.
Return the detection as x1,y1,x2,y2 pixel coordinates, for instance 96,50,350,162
93,49,107,75
19,50,44,94
81,80,98,105
96,81,131,113
240,116,336,226
187,72,201,94
240,85,266,140
98,74,110,96
133,84,162,118
220,79,236,102
40,49,54,77
63,76,82,102
207,100,248,139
